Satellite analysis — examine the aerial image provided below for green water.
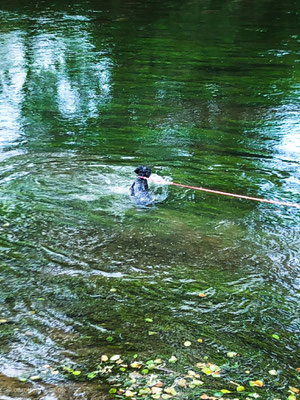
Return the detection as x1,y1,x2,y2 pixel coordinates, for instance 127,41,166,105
0,0,299,398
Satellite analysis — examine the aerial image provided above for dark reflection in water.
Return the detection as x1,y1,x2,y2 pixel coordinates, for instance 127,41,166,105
0,0,299,398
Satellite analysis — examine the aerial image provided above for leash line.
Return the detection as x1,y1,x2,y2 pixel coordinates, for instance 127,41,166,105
138,176,300,209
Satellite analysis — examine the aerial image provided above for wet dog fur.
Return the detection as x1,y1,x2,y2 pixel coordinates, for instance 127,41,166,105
130,166,153,205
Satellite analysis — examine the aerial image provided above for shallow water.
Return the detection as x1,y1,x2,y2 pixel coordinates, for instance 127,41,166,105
0,0,299,398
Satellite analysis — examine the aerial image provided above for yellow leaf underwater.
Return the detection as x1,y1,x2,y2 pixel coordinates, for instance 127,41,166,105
130,362,142,369
110,355,121,362
125,390,135,397
200,394,210,399
151,387,162,394
268,369,278,376
164,387,177,396
176,379,187,388
29,375,40,380
250,380,264,387
227,351,237,358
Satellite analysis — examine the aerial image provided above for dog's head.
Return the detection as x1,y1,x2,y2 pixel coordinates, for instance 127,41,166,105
134,166,151,178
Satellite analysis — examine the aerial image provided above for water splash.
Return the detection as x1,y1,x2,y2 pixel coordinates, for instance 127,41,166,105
148,173,171,203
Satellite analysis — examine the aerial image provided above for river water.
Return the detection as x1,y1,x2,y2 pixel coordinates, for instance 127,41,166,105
0,0,299,399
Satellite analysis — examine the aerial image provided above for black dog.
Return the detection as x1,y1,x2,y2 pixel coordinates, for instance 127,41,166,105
130,166,153,206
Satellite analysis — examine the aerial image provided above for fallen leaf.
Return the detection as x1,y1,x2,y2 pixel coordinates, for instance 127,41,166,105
250,380,263,387
164,387,177,396
268,369,278,376
153,381,163,387
202,367,212,375
236,386,245,392
272,334,280,340
125,390,135,397
187,370,197,376
130,362,142,369
184,341,192,347
147,362,155,370
221,389,231,394
145,318,153,323
249,393,260,398
200,394,210,399
213,392,223,398
110,355,121,361
227,352,237,358
190,379,203,386
209,364,221,372
152,395,161,400
151,387,162,394
148,331,158,336
177,379,187,388
289,387,299,394
0,319,8,324
197,338,203,343
29,375,40,380
101,355,108,362
198,293,207,298
288,396,296,400
139,388,151,395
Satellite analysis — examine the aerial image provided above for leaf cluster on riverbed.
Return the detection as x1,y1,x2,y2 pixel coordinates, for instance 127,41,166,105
57,351,299,400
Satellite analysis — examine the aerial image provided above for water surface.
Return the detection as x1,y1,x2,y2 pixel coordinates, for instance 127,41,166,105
0,0,299,398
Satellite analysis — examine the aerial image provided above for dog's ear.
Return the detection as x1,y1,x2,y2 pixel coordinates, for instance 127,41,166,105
134,166,142,175
144,167,151,177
